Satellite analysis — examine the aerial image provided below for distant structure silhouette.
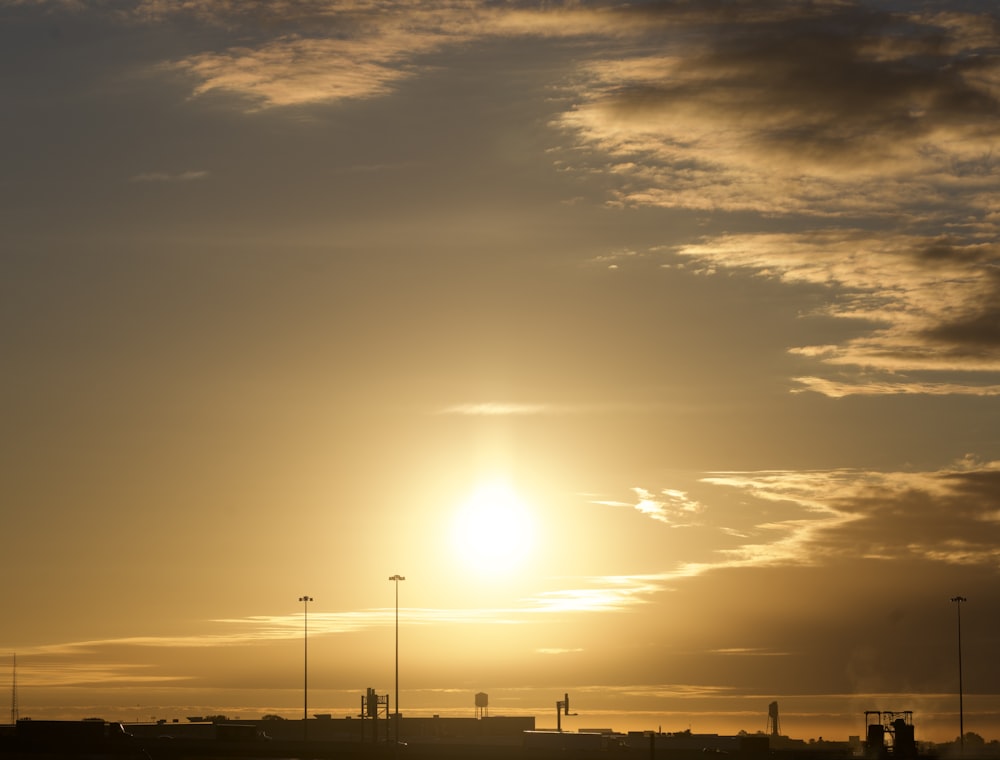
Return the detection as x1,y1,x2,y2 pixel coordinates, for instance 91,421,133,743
9,654,17,725
361,687,390,743
865,710,916,759
767,701,780,737
556,693,576,732
475,692,489,719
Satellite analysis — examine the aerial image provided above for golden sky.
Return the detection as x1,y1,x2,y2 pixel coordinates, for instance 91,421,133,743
3,0,1000,744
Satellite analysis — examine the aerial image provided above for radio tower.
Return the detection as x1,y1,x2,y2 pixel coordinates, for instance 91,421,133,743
10,654,18,725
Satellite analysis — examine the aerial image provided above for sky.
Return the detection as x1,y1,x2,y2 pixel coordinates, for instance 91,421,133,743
2,0,1000,745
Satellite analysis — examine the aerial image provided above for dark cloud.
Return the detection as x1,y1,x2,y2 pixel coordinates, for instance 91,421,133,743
917,238,993,263
598,4,1000,169
556,3,1000,394
925,303,1000,350
709,463,1000,571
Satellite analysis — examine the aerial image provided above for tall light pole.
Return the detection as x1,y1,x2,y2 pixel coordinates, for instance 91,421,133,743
389,574,405,744
951,596,967,751
299,595,313,740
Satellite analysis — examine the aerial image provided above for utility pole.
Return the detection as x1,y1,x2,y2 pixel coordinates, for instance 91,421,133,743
299,596,313,740
389,575,405,745
10,654,17,725
951,596,967,752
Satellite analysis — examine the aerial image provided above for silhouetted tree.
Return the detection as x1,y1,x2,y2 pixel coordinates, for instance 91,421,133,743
262,715,285,721
964,732,986,748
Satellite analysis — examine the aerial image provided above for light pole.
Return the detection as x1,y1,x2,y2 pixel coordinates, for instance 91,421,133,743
951,596,967,751
389,574,405,743
299,595,313,740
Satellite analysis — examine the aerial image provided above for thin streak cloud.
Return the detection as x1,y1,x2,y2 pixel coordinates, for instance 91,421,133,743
437,401,676,416
439,402,553,416
130,170,209,182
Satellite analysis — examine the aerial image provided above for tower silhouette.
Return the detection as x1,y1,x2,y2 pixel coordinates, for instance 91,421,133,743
10,654,18,725
767,701,780,737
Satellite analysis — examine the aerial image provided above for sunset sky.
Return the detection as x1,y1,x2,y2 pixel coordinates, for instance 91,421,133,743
3,0,1000,744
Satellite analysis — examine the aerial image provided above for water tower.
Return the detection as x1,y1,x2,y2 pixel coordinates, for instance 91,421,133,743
768,701,780,737
475,692,488,719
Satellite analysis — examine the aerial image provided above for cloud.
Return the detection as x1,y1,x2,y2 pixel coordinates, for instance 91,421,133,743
546,3,1000,396
438,402,554,416
153,1,620,109
18,456,1000,697
615,486,705,525
11,661,187,689
168,35,428,108
103,2,1000,396
557,5,1000,215
6,0,88,7
672,230,1000,392
792,376,1000,398
133,0,685,110
130,170,209,182
699,458,1000,570
6,589,658,691
583,458,1000,588
437,401,676,415
526,575,664,613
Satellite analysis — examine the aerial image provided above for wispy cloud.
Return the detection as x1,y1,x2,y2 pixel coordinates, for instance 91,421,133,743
558,5,1000,215
698,458,1000,570
549,4,1000,396
126,1,679,110
25,460,1000,667
55,2,1000,398
16,457,1000,694
673,231,1000,393
130,170,209,183
10,661,188,688
633,486,704,525
594,487,705,525
437,401,675,416
8,588,656,689
111,2,1000,397
168,34,429,109
152,1,606,110
792,376,1000,398
438,402,554,416
583,458,1000,586
526,575,664,613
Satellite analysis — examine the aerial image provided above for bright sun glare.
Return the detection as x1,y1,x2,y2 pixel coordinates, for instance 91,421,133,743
451,482,536,577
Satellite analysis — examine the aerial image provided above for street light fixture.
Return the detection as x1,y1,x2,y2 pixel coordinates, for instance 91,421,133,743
951,596,967,751
299,595,313,740
389,574,405,743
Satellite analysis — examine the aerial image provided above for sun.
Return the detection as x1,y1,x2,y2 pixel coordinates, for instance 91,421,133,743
450,482,536,577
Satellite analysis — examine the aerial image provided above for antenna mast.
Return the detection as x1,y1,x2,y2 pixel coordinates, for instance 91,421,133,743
10,654,18,725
